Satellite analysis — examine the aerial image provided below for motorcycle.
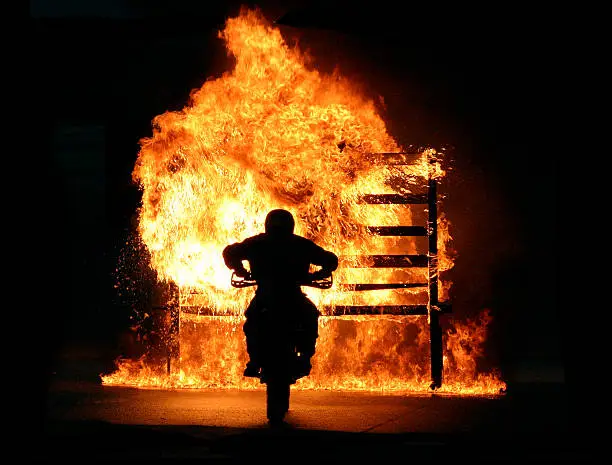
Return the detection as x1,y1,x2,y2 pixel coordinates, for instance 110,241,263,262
230,271,333,424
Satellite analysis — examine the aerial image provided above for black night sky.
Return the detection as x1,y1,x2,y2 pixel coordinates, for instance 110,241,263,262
32,0,564,404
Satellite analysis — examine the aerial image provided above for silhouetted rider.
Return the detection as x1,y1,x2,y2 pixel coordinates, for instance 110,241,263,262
223,209,338,379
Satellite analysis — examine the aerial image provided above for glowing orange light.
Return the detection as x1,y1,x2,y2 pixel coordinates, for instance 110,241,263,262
102,8,506,395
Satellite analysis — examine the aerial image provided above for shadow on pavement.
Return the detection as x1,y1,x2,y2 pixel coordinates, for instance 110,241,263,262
39,417,591,463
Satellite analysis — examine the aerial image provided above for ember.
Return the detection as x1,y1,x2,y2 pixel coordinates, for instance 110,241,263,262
102,8,506,395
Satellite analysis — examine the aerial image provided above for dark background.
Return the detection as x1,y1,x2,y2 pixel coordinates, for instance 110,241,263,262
32,0,563,409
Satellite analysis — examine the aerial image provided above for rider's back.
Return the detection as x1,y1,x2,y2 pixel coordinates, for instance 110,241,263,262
230,233,331,289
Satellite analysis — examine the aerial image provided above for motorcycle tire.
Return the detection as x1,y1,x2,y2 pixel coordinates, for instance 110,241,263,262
266,378,291,424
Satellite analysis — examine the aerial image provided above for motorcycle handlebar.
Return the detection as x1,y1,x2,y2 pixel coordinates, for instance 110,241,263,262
230,272,333,289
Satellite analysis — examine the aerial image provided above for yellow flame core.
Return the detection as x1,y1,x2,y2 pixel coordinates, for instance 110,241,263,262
103,9,505,395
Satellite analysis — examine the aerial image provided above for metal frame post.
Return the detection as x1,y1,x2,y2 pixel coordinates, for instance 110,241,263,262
427,156,443,389
166,283,180,374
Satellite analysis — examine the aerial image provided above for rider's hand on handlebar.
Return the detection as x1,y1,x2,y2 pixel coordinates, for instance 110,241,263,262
234,267,252,279
309,270,331,281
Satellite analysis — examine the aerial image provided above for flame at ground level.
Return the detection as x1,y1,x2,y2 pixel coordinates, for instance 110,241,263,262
101,313,506,395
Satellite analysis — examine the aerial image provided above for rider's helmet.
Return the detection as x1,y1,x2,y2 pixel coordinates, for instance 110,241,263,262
265,209,295,237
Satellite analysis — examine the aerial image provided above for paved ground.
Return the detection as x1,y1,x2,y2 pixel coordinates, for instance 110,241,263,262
36,346,589,463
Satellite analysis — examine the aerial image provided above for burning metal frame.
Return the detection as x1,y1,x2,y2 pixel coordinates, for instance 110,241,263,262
159,150,451,390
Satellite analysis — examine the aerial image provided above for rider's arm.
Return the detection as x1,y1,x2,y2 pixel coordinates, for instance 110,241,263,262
308,243,339,279
222,242,251,277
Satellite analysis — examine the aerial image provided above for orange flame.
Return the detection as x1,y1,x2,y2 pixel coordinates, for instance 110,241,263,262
102,8,505,395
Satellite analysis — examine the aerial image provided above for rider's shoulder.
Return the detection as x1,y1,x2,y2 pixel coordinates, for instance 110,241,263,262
292,234,320,248
232,233,266,248
246,233,267,243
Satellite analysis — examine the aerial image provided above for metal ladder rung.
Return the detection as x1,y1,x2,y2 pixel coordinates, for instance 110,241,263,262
336,283,427,291
359,193,428,204
365,151,426,165
320,303,452,316
338,254,429,268
367,226,428,236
